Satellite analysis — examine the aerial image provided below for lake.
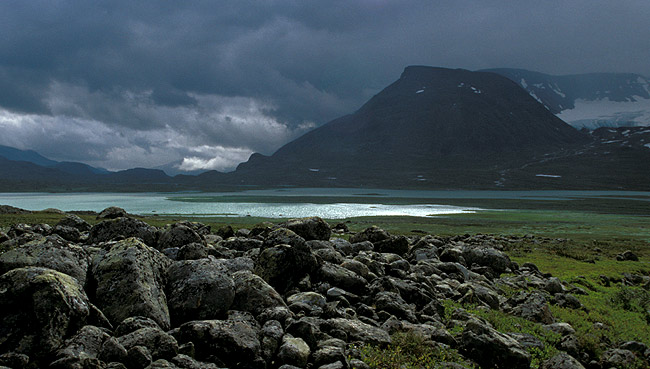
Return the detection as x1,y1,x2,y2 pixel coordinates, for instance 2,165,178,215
0,189,648,219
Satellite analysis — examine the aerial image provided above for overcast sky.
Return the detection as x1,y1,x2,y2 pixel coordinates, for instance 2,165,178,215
1,0,649,172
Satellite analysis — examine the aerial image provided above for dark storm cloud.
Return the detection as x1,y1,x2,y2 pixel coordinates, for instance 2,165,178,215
1,0,649,170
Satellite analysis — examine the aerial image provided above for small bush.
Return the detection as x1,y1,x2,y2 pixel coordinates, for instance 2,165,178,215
353,331,476,369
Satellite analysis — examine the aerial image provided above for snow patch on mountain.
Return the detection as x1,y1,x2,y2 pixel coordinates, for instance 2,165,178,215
556,97,650,129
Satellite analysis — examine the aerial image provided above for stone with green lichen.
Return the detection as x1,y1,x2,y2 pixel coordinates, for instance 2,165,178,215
91,237,172,330
0,235,90,283
0,266,90,366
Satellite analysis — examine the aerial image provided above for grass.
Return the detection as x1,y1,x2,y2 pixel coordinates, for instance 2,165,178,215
352,331,476,369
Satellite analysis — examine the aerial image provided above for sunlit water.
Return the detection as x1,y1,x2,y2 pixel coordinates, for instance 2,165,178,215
0,189,648,219
0,192,479,218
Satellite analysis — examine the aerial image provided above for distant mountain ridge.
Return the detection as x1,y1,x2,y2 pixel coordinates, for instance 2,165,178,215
484,68,650,129
1,66,649,191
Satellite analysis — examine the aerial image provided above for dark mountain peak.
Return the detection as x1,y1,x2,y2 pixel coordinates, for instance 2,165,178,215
232,66,590,188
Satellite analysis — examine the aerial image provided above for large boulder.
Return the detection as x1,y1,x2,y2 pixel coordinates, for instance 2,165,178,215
511,291,554,324
88,217,159,247
460,319,531,369
56,214,92,233
50,325,110,368
158,224,204,250
118,327,178,361
462,246,512,275
90,238,172,330
0,267,91,365
0,235,90,283
219,237,263,252
254,243,319,294
322,318,391,345
166,258,235,325
318,261,368,294
277,335,310,367
350,226,390,244
374,235,410,256
177,319,264,369
97,206,128,220
541,352,585,369
282,217,331,241
600,348,637,369
231,271,288,319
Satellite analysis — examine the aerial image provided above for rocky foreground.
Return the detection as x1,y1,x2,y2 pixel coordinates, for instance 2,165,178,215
0,207,647,369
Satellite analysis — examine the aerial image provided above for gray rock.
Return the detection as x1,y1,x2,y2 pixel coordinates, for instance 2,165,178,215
374,235,409,256
0,267,90,365
51,325,110,368
261,320,284,361
341,260,371,279
97,206,128,220
264,227,307,248
231,271,288,318
277,335,311,367
119,327,179,361
375,291,417,322
166,258,235,324
177,319,264,369
511,291,554,324
88,217,159,247
287,291,327,314
91,238,172,330
322,318,391,345
541,353,585,369
616,250,639,261
170,354,222,369
560,335,580,357
0,235,90,283
158,224,204,250
255,242,319,294
544,322,576,336
313,345,347,368
0,353,30,369
318,261,368,294
462,246,512,274
219,237,263,252
544,277,564,294
56,214,92,233
99,336,128,363
350,226,390,244
115,316,161,336
126,345,152,369
52,225,83,242
282,216,332,241
176,242,209,260
329,238,353,255
314,248,345,264
600,348,637,368
460,319,530,369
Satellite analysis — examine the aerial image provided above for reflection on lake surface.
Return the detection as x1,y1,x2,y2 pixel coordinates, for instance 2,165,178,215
0,188,648,219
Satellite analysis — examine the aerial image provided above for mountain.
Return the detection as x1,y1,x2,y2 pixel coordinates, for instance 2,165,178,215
1,66,648,191
0,145,109,176
483,68,650,129
0,145,59,167
232,66,591,188
0,153,179,192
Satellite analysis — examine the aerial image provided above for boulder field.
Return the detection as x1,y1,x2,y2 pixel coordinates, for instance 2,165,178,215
0,210,647,369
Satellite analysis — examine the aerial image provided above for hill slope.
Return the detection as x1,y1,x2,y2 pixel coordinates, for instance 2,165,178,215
233,66,589,188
